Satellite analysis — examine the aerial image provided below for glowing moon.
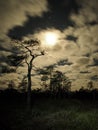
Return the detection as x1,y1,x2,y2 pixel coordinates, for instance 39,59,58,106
44,32,58,47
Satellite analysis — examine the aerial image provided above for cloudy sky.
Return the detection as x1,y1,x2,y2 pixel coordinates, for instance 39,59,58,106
0,0,98,90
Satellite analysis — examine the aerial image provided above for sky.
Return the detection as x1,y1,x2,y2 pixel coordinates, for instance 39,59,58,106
0,0,98,90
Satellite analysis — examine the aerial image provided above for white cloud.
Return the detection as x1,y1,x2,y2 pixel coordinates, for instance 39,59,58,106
71,0,98,26
0,0,48,39
0,73,20,89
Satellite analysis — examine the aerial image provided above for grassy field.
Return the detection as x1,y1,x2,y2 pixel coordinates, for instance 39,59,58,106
0,98,98,130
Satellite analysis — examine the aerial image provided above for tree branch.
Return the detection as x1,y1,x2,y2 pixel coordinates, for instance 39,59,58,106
25,58,29,66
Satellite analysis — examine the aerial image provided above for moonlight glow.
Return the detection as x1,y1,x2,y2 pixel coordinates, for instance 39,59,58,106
44,32,58,47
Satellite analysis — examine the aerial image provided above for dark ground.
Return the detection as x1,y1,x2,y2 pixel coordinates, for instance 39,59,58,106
0,89,98,130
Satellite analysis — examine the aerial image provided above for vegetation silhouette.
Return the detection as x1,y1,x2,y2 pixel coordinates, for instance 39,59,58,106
0,81,98,130
18,76,27,92
8,39,45,110
1,77,97,101
39,66,71,98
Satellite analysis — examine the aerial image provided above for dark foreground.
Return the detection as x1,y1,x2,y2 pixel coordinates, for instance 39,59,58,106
0,96,98,130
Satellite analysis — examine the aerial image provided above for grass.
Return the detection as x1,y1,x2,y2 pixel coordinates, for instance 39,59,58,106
0,98,98,130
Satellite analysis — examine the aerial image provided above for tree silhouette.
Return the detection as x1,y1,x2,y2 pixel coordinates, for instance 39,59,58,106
79,86,85,92
50,71,71,93
87,81,96,100
8,80,15,89
39,66,71,96
18,76,27,92
87,81,94,91
9,39,45,109
39,65,54,90
40,75,49,90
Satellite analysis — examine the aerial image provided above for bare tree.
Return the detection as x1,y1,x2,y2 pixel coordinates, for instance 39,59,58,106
10,39,45,109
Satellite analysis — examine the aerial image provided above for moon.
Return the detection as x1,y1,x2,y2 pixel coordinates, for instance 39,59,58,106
33,29,60,48
44,32,58,47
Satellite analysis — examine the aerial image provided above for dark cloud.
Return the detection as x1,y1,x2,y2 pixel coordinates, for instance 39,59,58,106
57,59,73,66
77,57,89,65
91,75,98,81
89,59,98,67
88,53,98,67
7,0,80,39
88,21,98,26
93,58,98,66
0,0,48,39
71,0,98,26
0,65,16,74
66,35,77,42
82,53,91,58
80,71,91,74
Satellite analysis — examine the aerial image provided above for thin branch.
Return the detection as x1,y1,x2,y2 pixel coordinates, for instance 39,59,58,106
32,64,41,71
25,58,29,66
34,51,45,58
15,60,25,70
25,46,34,56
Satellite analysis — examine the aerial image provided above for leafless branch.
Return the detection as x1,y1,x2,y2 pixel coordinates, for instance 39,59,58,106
25,58,29,65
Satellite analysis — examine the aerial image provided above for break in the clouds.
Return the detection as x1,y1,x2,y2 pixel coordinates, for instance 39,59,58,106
0,0,98,90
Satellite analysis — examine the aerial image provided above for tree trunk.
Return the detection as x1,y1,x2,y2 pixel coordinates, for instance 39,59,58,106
27,66,32,110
